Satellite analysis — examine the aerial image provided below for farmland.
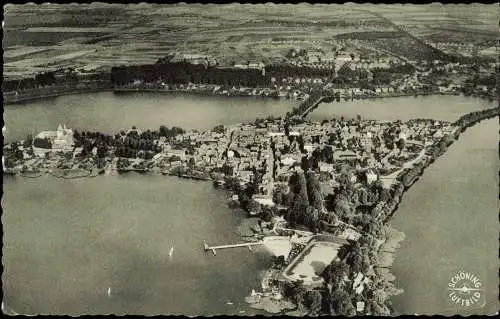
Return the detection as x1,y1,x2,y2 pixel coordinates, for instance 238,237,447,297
3,3,498,80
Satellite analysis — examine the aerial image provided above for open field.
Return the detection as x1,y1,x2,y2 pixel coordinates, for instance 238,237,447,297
24,27,120,33
283,241,343,285
4,3,498,79
3,46,50,59
5,49,97,68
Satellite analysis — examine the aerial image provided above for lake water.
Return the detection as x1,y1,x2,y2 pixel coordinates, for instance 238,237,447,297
3,93,493,143
2,174,271,315
3,92,296,143
2,91,497,315
390,118,499,315
311,95,494,122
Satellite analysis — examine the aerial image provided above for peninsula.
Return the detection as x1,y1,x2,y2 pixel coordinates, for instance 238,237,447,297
3,3,498,316
4,103,498,315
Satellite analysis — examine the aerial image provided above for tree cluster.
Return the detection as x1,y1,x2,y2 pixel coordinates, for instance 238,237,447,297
453,106,499,129
111,62,267,87
211,124,226,134
72,125,187,160
265,64,334,81
3,69,111,92
285,170,324,232
33,137,52,149
159,125,185,138
323,173,405,235
318,236,396,316
111,60,338,89
301,145,334,171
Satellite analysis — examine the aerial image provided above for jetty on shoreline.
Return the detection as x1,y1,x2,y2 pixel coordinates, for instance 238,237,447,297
203,240,264,256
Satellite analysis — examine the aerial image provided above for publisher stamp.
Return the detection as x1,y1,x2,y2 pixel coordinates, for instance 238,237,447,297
447,271,485,309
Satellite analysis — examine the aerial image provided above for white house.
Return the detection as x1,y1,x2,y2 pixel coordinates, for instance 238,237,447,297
152,153,165,161
268,132,285,137
365,169,378,185
238,170,254,183
252,195,275,207
353,272,372,295
318,162,334,173
350,174,357,184
476,85,488,92
281,157,297,166
165,149,186,160
304,144,315,153
336,55,352,63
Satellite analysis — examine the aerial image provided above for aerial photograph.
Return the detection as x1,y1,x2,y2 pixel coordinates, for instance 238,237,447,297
2,2,499,316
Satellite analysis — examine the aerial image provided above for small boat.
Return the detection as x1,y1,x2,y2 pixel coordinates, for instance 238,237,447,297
226,301,233,305
107,287,112,297
168,246,174,257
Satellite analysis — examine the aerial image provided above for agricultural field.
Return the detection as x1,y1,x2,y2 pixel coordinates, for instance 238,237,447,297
3,3,498,80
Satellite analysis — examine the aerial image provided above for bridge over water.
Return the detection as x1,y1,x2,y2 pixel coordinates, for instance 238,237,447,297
292,59,354,118
294,91,337,118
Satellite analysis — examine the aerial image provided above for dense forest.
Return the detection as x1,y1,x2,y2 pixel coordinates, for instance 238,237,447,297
110,60,336,87
2,70,111,92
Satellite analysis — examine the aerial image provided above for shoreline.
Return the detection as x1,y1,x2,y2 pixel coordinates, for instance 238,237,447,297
3,85,494,106
7,167,212,181
3,86,114,105
3,94,498,315
8,167,104,179
387,118,499,315
379,114,499,313
241,109,499,315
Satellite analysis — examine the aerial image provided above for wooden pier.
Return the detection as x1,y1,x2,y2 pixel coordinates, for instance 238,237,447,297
203,240,263,256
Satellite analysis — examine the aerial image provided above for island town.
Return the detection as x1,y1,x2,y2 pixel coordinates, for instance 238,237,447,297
4,3,500,316
3,100,498,315
3,4,499,315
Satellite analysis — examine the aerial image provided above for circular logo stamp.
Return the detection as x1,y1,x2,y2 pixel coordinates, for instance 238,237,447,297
447,271,484,308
